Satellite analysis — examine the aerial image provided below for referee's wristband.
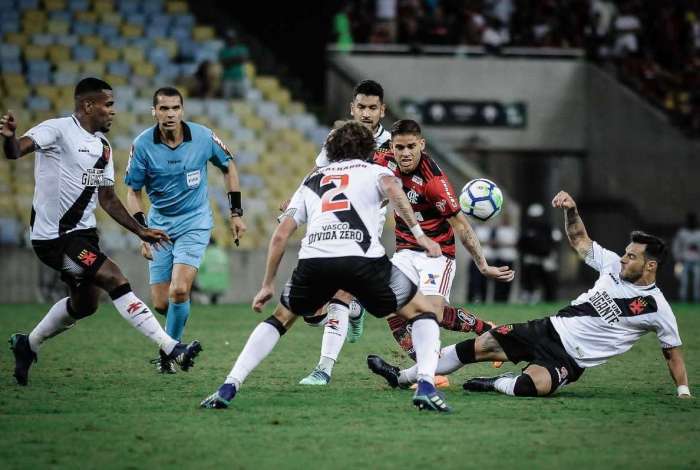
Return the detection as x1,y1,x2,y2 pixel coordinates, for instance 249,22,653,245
133,212,147,227
677,385,691,396
410,224,425,238
228,191,243,217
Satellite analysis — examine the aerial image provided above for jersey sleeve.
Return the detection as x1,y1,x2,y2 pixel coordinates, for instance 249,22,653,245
124,143,147,190
279,184,307,226
23,121,61,152
425,176,461,217
209,131,233,171
584,241,622,273
102,143,115,186
653,301,683,349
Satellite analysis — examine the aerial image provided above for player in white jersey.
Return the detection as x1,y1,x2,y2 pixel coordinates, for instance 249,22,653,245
1,78,202,387
201,121,451,412
297,79,392,385
369,190,691,399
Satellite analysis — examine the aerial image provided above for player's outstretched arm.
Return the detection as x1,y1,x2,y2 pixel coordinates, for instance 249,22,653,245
1,112,36,159
379,175,441,258
252,217,297,312
98,185,170,245
448,212,514,282
663,347,692,399
552,190,592,259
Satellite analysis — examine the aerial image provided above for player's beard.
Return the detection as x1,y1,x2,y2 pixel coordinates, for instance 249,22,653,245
620,267,643,283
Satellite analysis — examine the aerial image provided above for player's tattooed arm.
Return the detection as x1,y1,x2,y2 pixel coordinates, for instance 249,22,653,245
380,175,419,227
98,186,170,245
449,212,515,282
552,190,592,258
1,112,36,159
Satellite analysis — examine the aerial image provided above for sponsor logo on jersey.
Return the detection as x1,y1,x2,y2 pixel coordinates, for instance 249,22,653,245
411,175,424,186
456,310,477,327
78,148,90,153
77,249,97,266
307,222,364,245
425,273,440,285
387,161,397,172
82,168,105,187
608,273,620,285
440,179,457,209
212,132,232,156
407,189,419,204
589,290,622,324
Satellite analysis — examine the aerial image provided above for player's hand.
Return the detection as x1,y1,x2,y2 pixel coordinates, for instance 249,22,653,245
417,235,441,258
140,242,153,260
252,284,274,312
230,216,246,247
138,227,170,247
0,111,17,138
481,265,515,282
552,191,576,210
279,199,290,212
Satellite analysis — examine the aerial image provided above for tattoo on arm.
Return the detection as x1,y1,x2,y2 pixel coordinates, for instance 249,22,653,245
565,207,591,256
456,220,487,269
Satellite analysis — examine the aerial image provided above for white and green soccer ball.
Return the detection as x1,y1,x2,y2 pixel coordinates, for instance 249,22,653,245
459,178,503,221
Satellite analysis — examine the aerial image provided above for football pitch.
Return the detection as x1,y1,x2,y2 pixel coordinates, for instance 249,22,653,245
1,303,699,469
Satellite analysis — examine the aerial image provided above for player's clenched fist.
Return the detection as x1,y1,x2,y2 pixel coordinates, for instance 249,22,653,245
552,190,576,210
0,111,17,138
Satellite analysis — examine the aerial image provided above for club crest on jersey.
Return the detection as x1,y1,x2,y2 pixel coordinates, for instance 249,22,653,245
435,200,447,213
102,144,111,162
407,189,419,204
411,175,424,186
387,161,397,171
628,297,648,315
77,249,97,266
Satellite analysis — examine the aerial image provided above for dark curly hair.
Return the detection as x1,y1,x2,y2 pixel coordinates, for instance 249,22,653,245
325,121,375,162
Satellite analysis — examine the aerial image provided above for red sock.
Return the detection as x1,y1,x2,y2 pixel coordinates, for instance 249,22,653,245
387,316,416,360
440,306,492,335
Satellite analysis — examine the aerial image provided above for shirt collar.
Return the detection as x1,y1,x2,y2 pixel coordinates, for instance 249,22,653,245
153,121,192,144
374,124,384,140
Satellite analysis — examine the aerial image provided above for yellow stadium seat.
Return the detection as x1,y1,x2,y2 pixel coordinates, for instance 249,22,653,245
75,11,98,23
35,85,60,99
122,46,144,64
154,38,178,58
100,12,122,26
48,45,71,64
132,63,155,78
51,95,74,112
1,74,25,90
4,33,29,47
56,62,80,75
244,62,256,80
8,85,30,100
241,115,265,132
23,44,46,60
103,74,127,86
44,0,67,11
254,76,279,94
192,26,215,42
120,24,142,38
47,19,70,35
231,101,253,117
269,88,291,108
80,61,106,76
96,47,120,62
165,1,188,14
24,10,47,23
92,0,114,14
284,101,306,115
82,35,104,49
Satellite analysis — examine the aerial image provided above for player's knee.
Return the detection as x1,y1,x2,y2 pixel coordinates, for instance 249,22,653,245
68,298,98,319
169,284,190,303
475,332,500,356
525,367,555,396
333,290,354,304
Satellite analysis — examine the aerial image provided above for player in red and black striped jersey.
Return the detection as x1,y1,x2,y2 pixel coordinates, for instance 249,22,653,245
368,120,515,373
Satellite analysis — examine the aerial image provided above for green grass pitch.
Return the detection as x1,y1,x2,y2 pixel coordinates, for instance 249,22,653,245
1,303,699,469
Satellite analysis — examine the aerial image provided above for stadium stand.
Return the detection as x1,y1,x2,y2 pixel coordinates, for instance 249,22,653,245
0,0,329,249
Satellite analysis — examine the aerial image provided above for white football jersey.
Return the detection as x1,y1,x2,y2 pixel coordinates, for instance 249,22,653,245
23,115,115,240
550,242,682,368
314,123,391,168
283,159,394,259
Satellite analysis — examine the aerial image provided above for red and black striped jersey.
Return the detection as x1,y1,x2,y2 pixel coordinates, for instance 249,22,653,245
373,151,461,258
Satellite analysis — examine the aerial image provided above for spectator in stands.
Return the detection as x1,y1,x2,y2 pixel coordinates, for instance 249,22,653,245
518,203,558,303
191,60,223,98
492,211,518,302
193,237,231,305
467,223,495,303
673,213,700,302
219,29,249,99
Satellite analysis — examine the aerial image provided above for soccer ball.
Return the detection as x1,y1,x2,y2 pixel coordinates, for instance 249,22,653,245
459,178,503,221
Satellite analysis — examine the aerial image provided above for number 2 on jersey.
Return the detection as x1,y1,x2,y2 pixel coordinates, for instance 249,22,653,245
321,174,350,213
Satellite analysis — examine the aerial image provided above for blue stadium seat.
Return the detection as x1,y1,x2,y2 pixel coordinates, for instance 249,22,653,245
27,95,51,111
26,59,51,76
141,0,164,15
53,70,79,86
0,60,22,74
0,217,21,245
147,47,170,67
145,24,168,40
148,13,171,28
0,44,20,60
32,34,56,47
49,11,71,22
73,21,96,36
97,24,120,41
126,37,151,49
68,0,89,12
118,0,140,14
18,0,39,10
173,14,195,28
72,44,96,62
155,63,179,81
56,35,79,47
107,61,130,77
170,26,191,43
105,36,128,49
124,13,144,26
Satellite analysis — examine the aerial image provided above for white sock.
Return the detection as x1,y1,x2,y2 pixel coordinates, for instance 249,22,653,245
411,317,441,385
398,344,464,386
494,375,518,396
317,302,349,375
112,291,177,354
28,297,76,353
225,322,281,389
